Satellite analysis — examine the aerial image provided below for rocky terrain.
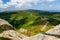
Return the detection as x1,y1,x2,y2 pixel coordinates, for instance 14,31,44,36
30,24,60,40
0,19,29,40
0,19,60,40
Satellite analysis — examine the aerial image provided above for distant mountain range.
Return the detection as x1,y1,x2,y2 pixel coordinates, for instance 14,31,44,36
0,9,60,12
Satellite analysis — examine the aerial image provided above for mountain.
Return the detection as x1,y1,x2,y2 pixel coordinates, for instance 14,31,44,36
0,10,60,36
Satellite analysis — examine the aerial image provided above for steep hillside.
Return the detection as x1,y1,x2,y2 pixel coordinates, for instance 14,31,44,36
0,10,60,36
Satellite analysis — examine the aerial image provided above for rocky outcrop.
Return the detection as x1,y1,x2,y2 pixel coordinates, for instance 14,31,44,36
30,24,60,40
0,24,60,40
0,30,29,40
0,19,29,40
0,19,15,30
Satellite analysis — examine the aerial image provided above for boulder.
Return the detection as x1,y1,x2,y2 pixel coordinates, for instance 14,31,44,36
0,19,15,30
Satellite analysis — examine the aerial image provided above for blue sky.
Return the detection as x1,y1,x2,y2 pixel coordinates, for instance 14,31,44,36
0,0,60,12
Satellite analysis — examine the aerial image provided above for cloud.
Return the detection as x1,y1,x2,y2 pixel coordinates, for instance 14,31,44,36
0,0,39,8
0,4,9,8
0,0,9,8
7,0,40,8
0,0,56,9
46,0,55,2
0,0,2,3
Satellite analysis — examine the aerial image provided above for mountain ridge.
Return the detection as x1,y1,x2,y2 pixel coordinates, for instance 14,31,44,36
1,9,60,13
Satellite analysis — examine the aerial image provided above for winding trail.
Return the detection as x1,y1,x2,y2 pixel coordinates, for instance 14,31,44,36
41,21,49,31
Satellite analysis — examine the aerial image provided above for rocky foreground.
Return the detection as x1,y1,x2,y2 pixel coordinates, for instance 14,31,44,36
0,19,60,40
30,24,60,40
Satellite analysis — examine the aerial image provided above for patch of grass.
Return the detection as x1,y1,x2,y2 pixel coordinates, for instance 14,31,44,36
17,25,54,36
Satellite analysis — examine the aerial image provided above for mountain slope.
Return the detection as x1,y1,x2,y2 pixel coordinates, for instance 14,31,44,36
0,10,60,36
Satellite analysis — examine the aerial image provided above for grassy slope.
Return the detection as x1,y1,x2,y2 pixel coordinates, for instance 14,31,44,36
0,10,60,36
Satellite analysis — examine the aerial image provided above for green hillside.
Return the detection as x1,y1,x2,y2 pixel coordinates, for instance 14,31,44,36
0,10,60,36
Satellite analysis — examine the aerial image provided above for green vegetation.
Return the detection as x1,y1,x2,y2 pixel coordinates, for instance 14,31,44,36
0,10,60,36
0,28,4,33
0,37,11,40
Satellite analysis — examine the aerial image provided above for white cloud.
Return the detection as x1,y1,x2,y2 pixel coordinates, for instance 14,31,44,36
46,0,55,2
0,0,56,9
0,0,3,3
5,0,40,8
41,0,55,2
0,0,9,8
0,4,9,8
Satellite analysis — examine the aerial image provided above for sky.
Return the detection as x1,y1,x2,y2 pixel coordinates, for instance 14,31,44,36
0,0,60,12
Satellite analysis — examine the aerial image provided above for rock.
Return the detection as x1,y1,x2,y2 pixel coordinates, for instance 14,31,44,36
43,24,60,40
0,19,29,40
0,19,15,30
30,24,60,40
0,30,29,40
46,24,60,34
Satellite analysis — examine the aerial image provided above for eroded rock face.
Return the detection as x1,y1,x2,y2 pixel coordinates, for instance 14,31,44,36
43,24,60,40
0,19,15,30
30,24,60,40
0,30,29,40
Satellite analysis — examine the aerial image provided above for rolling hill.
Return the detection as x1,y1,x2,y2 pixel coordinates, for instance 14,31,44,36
0,10,60,36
